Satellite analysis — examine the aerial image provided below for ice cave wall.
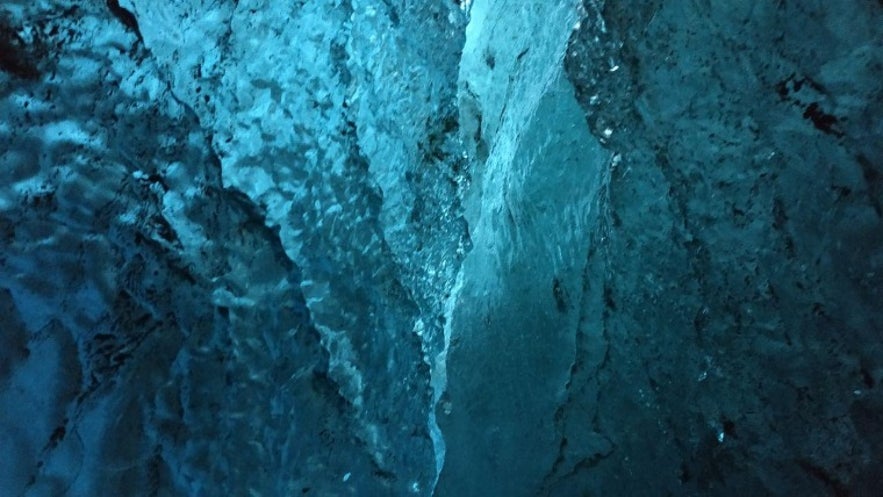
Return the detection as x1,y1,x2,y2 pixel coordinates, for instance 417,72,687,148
442,1,883,495
1,1,883,497
550,1,883,495
2,1,467,495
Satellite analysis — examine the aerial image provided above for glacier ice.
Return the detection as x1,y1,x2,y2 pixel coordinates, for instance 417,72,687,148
1,0,882,496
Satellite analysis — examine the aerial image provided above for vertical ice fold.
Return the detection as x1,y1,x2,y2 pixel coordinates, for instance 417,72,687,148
435,1,609,495
125,0,470,493
2,0,469,495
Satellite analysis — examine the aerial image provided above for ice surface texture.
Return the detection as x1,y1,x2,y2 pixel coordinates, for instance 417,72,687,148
1,0,881,496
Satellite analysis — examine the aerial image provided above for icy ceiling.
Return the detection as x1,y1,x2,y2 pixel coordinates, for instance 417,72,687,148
1,1,882,496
